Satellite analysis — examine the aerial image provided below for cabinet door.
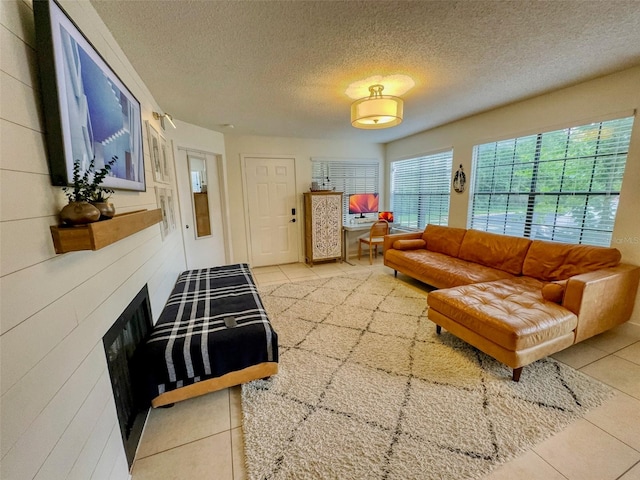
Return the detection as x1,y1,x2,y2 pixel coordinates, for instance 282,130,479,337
311,194,342,259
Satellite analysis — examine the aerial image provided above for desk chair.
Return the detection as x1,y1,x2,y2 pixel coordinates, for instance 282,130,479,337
358,220,389,265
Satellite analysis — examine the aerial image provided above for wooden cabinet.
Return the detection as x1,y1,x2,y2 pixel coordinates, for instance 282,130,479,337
303,191,343,266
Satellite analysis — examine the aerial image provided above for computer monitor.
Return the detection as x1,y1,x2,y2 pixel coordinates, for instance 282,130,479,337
349,193,379,218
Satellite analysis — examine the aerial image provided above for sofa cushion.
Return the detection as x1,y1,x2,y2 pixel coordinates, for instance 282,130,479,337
541,280,567,304
421,224,467,258
427,277,578,351
393,239,426,250
522,240,621,281
458,230,532,275
385,249,514,288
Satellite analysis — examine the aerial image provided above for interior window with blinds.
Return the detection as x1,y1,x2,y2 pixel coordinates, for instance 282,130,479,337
391,151,453,230
468,116,634,246
311,159,380,223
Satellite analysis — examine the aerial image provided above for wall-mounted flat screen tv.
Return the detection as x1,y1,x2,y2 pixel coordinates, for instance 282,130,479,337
349,193,379,218
34,0,146,191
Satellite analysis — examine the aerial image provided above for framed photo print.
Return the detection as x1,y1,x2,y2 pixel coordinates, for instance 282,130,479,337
165,189,177,231
159,135,171,184
155,187,169,239
147,122,163,183
34,0,145,191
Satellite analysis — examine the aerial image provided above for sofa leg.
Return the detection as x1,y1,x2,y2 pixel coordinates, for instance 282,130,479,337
512,367,523,382
394,270,397,278
436,325,441,335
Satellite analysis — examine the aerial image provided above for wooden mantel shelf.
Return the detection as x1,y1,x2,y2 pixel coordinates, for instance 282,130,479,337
50,209,163,254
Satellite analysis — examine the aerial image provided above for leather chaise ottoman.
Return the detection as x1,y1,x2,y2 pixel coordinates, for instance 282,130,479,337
427,277,578,381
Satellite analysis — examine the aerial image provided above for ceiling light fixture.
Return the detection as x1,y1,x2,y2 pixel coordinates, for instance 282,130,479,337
350,84,403,129
152,111,177,129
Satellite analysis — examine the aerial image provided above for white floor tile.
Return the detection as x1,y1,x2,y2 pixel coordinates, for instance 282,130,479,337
585,391,640,451
616,341,640,366
582,323,640,354
251,265,281,274
619,462,640,480
231,427,247,480
484,450,565,480
551,342,609,369
132,431,233,480
580,355,640,400
136,389,230,458
254,271,288,285
533,419,640,480
230,386,242,429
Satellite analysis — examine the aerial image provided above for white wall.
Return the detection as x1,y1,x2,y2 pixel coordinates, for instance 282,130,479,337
223,135,385,263
167,119,231,265
0,1,186,479
386,66,640,325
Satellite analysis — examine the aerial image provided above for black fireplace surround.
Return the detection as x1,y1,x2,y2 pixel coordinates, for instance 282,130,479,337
102,285,153,467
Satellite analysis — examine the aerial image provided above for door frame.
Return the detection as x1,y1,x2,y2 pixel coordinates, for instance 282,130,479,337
240,154,299,266
175,145,233,266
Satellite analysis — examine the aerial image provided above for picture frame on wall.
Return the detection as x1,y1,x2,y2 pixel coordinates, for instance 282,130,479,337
165,189,177,231
155,187,169,239
34,0,146,192
147,121,163,183
159,135,171,184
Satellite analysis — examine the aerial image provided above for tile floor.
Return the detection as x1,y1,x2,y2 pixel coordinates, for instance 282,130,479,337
131,257,640,480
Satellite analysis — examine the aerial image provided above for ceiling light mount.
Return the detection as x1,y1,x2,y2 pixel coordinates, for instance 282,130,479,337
351,84,403,130
153,111,177,129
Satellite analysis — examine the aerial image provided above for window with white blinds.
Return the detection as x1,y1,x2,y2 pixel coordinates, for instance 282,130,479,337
391,151,453,230
468,116,634,246
311,159,380,223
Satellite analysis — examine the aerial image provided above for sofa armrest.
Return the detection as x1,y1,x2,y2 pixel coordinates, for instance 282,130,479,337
383,232,423,252
564,263,640,343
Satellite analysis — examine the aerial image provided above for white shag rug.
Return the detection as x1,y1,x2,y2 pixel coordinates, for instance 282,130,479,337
242,271,612,480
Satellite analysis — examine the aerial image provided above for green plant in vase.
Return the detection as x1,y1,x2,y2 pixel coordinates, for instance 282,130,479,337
60,156,117,225
86,156,117,219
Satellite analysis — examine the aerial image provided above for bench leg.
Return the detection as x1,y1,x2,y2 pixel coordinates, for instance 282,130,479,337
512,367,523,382
436,325,442,335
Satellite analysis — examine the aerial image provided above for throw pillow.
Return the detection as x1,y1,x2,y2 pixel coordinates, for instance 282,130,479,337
541,280,568,304
393,239,426,250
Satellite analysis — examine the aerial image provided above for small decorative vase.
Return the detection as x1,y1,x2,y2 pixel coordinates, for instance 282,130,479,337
60,201,101,226
91,202,116,220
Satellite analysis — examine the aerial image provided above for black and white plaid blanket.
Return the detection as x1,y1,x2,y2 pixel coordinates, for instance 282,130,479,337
142,263,278,401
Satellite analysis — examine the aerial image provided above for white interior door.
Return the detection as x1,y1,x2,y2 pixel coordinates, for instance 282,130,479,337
175,148,228,269
243,156,298,267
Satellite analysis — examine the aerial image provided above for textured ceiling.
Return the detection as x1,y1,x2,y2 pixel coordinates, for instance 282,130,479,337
90,0,640,143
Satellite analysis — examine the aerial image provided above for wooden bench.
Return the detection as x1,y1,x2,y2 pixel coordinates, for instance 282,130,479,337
141,263,278,407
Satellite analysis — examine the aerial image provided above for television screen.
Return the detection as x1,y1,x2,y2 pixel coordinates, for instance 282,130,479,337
349,193,379,216
34,0,145,191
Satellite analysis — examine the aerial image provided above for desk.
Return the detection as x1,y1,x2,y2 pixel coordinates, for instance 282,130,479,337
342,223,398,266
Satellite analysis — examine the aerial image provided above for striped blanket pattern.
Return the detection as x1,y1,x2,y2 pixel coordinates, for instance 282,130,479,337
143,263,277,400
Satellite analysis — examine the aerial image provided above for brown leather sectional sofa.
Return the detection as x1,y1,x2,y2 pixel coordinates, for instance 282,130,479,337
383,224,640,381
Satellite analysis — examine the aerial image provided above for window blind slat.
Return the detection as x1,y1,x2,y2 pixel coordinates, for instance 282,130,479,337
468,116,634,246
312,159,380,223
391,151,453,230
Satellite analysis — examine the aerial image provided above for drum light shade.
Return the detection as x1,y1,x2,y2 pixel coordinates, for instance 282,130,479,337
351,84,403,129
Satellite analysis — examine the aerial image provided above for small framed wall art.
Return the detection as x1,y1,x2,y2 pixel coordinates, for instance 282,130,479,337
147,121,163,183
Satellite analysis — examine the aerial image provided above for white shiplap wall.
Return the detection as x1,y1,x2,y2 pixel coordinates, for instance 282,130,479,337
0,1,186,479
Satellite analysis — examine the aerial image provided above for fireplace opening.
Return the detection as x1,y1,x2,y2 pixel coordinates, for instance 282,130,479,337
102,285,153,467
